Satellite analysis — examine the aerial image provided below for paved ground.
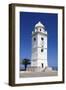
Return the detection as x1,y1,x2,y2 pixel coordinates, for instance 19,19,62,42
20,71,58,78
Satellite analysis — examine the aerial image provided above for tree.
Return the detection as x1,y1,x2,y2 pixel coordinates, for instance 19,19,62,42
21,59,31,70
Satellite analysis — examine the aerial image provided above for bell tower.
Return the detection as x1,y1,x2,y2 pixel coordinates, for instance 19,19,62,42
31,21,48,69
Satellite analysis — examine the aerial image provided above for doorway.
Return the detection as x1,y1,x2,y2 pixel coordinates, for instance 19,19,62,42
42,63,43,68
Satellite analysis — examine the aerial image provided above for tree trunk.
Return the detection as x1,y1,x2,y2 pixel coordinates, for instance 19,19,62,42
25,64,27,71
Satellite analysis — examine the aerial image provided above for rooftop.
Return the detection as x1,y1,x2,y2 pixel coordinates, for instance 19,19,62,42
35,21,44,28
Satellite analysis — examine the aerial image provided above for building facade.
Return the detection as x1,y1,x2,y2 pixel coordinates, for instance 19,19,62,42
31,21,48,69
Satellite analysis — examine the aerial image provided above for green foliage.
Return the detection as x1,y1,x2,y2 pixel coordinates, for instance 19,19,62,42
22,59,30,65
21,59,31,70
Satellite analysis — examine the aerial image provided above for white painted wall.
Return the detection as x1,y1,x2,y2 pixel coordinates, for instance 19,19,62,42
32,23,48,68
44,36,47,48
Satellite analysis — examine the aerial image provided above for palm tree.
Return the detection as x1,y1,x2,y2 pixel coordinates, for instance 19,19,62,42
21,59,31,71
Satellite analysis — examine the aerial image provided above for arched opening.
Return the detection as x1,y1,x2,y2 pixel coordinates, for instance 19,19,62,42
40,29,41,31
42,63,43,68
41,37,44,40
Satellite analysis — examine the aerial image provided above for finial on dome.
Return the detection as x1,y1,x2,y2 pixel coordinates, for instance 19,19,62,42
35,21,44,28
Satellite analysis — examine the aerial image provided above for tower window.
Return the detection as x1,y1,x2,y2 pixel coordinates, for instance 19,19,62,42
41,49,43,52
40,29,41,31
34,38,36,41
41,37,44,40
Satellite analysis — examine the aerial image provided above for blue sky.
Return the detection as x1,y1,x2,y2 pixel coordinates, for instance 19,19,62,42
20,12,58,67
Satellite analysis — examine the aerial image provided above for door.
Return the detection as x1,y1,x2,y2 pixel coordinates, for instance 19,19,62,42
42,63,43,68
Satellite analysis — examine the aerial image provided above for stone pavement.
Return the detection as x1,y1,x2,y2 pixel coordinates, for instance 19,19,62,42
20,70,58,78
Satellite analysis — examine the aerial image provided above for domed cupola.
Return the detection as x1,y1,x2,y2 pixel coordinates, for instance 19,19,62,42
35,21,44,28
35,21,45,32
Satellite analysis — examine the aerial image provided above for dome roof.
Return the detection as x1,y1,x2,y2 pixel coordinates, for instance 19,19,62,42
35,21,44,28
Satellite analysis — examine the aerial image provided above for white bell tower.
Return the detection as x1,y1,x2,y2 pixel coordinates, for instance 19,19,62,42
31,21,48,69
